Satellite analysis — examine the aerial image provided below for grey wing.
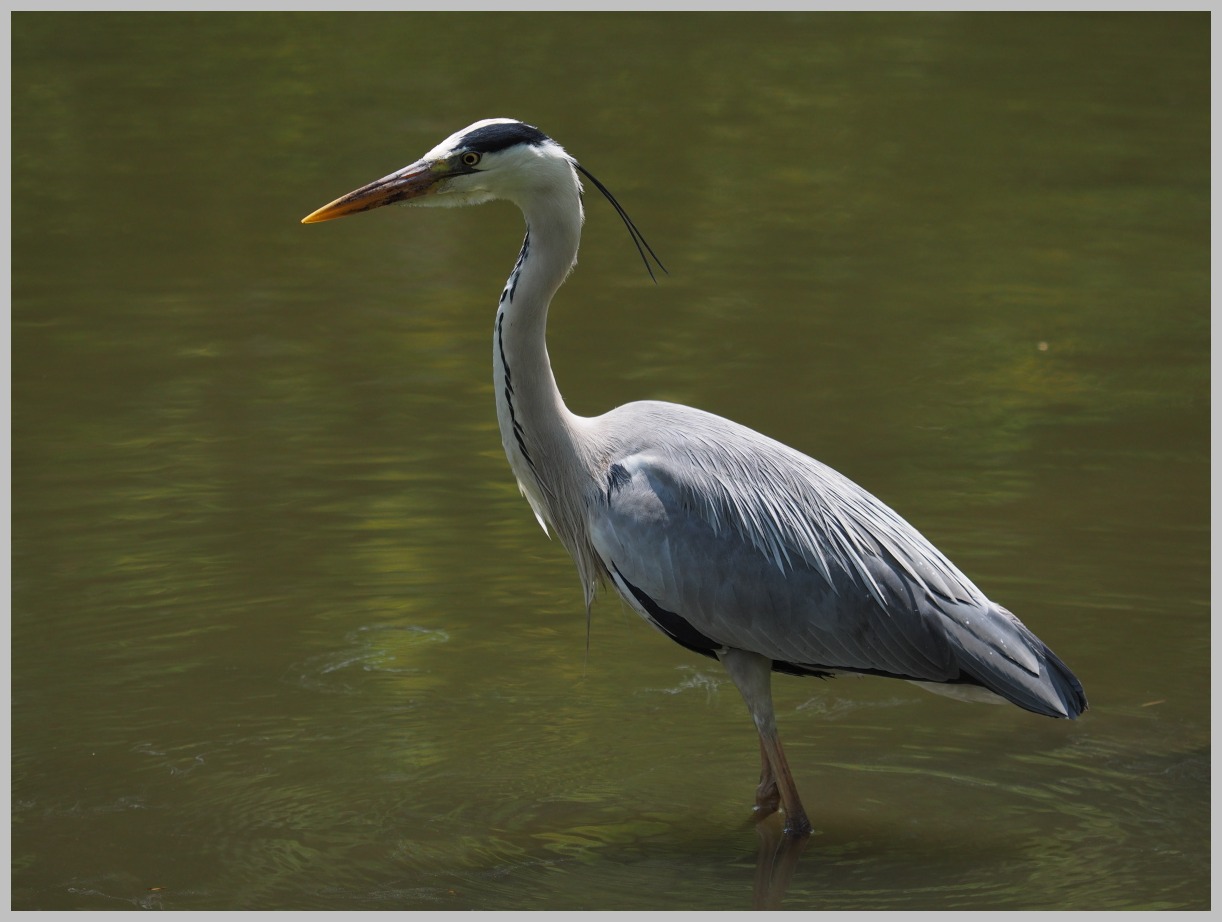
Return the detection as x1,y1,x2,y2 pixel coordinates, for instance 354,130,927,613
586,426,1085,719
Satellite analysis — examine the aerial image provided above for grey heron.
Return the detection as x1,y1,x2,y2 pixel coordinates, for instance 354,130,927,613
303,118,1087,837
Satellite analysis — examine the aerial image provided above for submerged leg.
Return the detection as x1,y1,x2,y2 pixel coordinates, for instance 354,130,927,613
719,648,813,838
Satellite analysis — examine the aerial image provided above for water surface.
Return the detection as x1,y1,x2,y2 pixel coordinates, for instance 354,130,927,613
12,12,1209,910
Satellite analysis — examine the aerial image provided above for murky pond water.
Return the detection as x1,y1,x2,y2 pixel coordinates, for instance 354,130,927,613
13,13,1208,910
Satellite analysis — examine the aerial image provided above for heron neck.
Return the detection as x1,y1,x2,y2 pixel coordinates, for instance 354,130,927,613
493,186,588,530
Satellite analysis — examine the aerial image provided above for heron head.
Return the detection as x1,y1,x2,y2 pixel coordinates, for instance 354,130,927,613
302,118,664,281
301,118,573,223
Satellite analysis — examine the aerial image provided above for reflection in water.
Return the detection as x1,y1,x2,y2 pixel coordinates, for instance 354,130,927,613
753,816,809,910
12,12,1207,911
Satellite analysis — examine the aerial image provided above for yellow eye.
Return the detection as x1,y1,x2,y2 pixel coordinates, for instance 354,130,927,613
462,151,481,167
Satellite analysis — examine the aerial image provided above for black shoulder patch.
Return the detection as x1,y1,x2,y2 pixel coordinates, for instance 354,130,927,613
606,462,632,497
459,121,549,155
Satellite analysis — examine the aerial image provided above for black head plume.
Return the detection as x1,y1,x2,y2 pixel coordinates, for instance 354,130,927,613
574,162,667,283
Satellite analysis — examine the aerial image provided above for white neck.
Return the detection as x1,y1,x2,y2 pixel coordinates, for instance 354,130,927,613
491,167,603,597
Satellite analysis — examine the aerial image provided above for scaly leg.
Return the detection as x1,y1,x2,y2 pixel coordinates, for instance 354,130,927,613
719,648,813,837
756,737,780,816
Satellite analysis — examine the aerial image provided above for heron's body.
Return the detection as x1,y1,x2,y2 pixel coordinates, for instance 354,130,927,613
304,118,1086,836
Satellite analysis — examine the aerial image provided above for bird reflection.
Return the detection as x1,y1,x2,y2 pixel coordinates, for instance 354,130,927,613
752,813,810,909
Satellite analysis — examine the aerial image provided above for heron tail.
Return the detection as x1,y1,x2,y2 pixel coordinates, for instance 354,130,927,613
943,602,1088,719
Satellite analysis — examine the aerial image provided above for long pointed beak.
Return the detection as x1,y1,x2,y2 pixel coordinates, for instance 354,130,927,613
301,160,443,224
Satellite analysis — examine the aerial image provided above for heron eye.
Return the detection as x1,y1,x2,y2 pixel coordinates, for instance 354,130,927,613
461,152,481,167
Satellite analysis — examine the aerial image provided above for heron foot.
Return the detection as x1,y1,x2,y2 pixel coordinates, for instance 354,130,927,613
781,808,813,838
752,799,811,837
754,780,781,817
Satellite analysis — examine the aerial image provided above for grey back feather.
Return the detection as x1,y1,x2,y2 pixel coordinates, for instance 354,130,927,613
590,400,983,608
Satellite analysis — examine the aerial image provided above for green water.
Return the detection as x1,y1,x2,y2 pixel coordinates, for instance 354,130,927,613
12,12,1208,910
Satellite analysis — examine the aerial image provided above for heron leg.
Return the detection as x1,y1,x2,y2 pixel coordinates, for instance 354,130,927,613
719,648,813,838
756,738,780,816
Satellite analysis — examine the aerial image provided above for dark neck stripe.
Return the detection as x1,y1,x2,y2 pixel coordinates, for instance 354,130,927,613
496,311,536,476
500,232,530,305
